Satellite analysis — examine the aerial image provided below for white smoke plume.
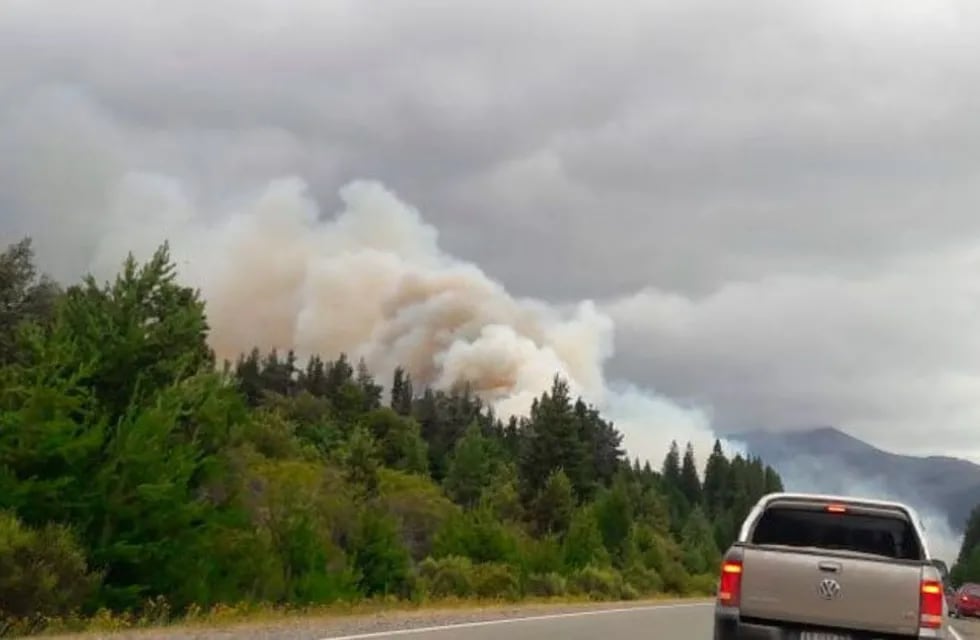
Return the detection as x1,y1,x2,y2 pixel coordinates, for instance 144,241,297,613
86,172,724,470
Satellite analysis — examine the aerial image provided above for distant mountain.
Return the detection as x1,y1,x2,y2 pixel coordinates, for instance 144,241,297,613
728,426,980,535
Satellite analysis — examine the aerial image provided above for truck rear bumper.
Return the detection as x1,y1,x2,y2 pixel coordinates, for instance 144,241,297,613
713,606,944,639
714,606,784,640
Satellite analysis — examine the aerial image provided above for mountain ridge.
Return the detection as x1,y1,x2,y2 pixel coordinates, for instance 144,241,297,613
727,426,980,535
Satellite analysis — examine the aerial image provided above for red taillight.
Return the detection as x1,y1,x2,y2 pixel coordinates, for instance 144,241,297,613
826,503,847,513
920,580,943,629
718,560,743,607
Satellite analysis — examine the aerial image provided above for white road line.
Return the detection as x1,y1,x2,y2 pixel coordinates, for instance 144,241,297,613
318,601,713,640
950,625,964,640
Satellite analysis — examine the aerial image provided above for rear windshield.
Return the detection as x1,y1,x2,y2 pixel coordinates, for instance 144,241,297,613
964,584,980,596
750,505,923,561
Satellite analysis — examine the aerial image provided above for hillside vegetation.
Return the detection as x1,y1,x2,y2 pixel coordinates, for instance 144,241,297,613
0,238,783,635
953,506,980,586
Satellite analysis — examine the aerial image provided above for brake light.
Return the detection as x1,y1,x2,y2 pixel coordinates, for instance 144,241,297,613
718,560,743,607
826,503,847,513
920,580,943,629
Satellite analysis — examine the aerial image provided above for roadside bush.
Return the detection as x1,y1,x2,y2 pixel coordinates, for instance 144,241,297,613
525,572,567,597
623,563,664,595
569,565,624,599
619,582,640,601
472,563,519,600
417,556,474,598
659,560,690,594
0,511,101,622
684,573,718,596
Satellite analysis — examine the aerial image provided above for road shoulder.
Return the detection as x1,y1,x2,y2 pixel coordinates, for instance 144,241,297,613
954,616,980,639
39,597,714,640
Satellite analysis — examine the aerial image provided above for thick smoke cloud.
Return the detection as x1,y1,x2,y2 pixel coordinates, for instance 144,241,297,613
85,173,726,469
4,1,980,468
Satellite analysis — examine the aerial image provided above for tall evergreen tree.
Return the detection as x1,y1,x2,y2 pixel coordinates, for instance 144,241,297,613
661,440,681,489
702,439,730,517
518,375,588,502
0,237,61,366
390,366,414,416
679,442,702,506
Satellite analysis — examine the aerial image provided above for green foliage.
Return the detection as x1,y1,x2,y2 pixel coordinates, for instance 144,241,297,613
953,504,980,585
563,506,609,570
350,509,411,597
432,508,520,564
375,469,458,561
533,468,575,536
360,408,429,475
0,238,61,366
0,511,101,620
443,423,495,508
594,479,633,561
0,239,789,630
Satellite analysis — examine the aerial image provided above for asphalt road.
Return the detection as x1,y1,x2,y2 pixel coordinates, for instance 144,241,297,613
954,616,980,639
313,605,980,640
317,602,713,640
57,601,980,639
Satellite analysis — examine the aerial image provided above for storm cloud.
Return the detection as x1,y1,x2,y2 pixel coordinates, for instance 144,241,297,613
3,0,980,461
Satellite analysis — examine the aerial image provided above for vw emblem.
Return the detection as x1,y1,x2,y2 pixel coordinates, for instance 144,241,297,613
818,578,842,600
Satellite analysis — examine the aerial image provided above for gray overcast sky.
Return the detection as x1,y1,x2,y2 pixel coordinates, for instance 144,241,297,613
3,0,980,459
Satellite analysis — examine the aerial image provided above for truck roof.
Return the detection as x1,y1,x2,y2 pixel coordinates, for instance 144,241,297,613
755,491,918,512
738,491,933,559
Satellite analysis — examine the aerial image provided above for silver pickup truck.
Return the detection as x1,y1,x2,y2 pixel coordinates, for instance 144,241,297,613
713,492,951,639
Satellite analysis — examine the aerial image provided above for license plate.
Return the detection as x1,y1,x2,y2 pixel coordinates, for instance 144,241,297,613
800,633,851,640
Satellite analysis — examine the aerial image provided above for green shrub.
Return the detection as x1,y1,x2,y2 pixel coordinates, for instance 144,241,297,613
660,560,690,594
525,572,567,597
569,565,624,599
619,582,640,601
472,563,519,600
684,573,718,596
623,563,664,595
0,511,101,622
417,556,474,598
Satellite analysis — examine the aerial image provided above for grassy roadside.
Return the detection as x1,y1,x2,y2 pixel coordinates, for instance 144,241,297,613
23,592,714,639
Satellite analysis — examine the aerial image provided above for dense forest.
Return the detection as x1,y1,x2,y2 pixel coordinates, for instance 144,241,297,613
0,238,788,634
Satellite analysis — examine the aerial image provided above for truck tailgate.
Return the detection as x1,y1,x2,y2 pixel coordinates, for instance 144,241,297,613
740,546,922,636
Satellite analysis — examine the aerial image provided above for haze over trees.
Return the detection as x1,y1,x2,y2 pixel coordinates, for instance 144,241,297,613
0,237,784,633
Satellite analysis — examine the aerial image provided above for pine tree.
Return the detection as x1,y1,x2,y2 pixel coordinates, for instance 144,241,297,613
702,439,730,517
390,366,414,416
534,468,575,536
679,442,702,506
518,376,588,502
0,237,61,366
444,423,494,508
356,358,383,410
763,465,784,493
662,441,681,489
957,504,980,567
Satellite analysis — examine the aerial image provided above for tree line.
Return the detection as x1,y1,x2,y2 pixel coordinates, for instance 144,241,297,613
0,238,784,634
952,506,980,586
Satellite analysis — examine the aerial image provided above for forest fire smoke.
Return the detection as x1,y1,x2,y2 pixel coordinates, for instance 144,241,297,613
87,173,723,467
